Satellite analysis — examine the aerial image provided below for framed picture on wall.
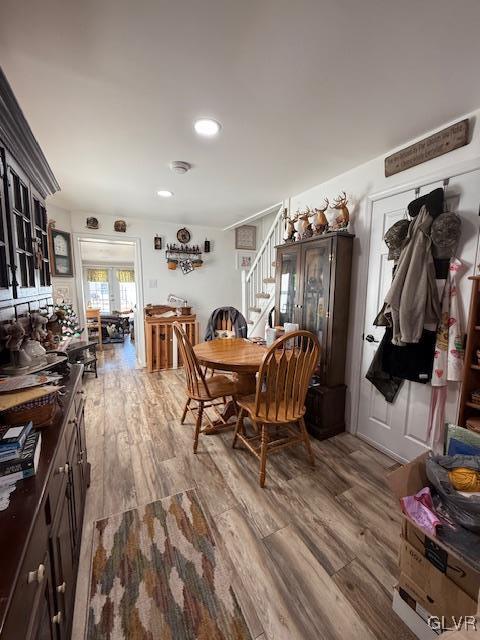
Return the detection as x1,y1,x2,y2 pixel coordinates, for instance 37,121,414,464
49,227,74,277
236,250,256,270
235,225,256,250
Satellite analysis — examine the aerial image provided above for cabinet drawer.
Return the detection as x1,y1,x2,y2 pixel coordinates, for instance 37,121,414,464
47,433,68,521
2,509,49,640
74,385,85,415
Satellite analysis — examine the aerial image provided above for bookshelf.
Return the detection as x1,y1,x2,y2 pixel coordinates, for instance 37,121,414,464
458,276,480,427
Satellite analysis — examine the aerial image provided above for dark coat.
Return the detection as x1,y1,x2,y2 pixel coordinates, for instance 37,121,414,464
204,307,248,342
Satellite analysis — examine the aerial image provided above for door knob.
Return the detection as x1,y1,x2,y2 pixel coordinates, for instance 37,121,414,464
28,563,45,584
365,334,379,343
52,611,62,624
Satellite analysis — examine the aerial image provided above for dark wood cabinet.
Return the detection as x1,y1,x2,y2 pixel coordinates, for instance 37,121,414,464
3,153,51,301
0,68,59,312
0,367,89,640
274,232,354,438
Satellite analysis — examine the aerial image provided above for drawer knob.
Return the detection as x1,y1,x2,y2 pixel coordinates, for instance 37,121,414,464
52,611,62,624
57,581,66,594
27,563,45,584
57,463,69,475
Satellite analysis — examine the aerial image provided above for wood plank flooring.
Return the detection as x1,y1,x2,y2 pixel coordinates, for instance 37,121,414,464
72,339,415,640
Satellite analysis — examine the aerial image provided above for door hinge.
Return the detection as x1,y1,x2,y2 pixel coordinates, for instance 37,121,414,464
325,310,330,319
329,253,334,262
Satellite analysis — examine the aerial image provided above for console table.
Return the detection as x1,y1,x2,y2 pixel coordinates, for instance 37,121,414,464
65,340,98,378
0,365,89,640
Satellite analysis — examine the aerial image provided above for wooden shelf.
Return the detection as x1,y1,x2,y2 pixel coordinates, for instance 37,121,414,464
458,277,480,426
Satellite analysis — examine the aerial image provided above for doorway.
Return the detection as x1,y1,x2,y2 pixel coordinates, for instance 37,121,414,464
356,167,480,462
73,235,145,366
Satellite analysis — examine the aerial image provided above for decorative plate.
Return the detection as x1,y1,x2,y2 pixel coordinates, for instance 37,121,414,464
180,259,194,275
177,227,191,244
235,225,257,250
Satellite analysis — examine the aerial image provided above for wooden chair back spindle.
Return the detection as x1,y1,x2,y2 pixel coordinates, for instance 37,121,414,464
255,331,320,422
173,322,211,399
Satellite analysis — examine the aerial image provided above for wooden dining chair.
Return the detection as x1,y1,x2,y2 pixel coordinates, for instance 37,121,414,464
86,308,102,350
173,322,238,453
232,330,320,487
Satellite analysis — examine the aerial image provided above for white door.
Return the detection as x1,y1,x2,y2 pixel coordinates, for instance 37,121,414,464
357,169,480,462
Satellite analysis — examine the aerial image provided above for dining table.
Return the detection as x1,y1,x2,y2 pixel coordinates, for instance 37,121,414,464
193,338,267,431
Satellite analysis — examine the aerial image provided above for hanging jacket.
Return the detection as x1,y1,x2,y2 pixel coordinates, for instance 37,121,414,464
204,307,248,341
384,205,440,345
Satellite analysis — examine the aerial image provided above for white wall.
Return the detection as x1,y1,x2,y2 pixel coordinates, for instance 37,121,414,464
48,203,77,306
290,108,480,433
47,208,242,340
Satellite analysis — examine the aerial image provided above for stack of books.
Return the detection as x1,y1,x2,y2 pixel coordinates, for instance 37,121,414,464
471,389,480,405
0,421,42,486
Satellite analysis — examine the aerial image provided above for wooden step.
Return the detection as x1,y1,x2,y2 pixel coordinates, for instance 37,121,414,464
255,292,270,299
263,277,275,284
248,306,261,313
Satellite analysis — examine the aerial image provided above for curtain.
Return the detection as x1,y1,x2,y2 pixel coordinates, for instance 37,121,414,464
117,269,135,283
87,268,108,282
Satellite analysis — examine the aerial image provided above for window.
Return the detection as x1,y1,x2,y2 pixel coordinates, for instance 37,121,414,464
87,281,110,313
119,281,136,312
83,266,135,314
116,269,136,312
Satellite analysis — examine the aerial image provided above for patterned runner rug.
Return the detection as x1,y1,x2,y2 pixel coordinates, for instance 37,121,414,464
87,489,252,639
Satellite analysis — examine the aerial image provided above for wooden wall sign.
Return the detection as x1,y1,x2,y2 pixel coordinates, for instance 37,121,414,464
385,119,469,177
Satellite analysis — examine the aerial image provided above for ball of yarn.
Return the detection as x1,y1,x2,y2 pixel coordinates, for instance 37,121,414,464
448,467,480,492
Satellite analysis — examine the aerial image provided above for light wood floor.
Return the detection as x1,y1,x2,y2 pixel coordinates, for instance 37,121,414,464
72,339,415,640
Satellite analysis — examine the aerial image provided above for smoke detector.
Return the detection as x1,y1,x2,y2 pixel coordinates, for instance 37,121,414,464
170,161,191,174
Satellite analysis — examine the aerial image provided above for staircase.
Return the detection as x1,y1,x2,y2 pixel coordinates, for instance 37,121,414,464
241,204,284,337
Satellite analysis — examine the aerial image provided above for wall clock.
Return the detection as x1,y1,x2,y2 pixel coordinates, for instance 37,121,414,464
49,228,74,277
177,227,191,244
235,225,257,250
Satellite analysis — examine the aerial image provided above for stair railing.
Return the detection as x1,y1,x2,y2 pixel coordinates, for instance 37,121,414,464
241,204,285,320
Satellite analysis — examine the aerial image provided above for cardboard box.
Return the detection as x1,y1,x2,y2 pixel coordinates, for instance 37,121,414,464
403,519,480,601
387,454,480,603
399,555,477,618
392,587,443,639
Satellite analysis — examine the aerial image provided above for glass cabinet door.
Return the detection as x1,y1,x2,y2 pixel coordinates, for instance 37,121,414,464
277,248,300,326
300,240,332,349
6,155,37,298
0,150,13,301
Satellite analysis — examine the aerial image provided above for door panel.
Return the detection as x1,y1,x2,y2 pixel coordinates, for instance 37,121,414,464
25,553,57,640
357,170,480,462
0,149,13,301
300,239,332,374
6,154,37,298
275,246,301,326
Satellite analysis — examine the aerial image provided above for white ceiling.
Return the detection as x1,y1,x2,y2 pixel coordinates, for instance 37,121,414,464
1,0,480,227
80,240,134,264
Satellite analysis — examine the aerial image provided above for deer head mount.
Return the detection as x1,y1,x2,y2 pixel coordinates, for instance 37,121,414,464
313,198,329,234
330,191,350,229
284,210,299,242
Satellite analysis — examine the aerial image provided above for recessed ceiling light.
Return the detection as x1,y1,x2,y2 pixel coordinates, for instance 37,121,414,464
157,190,173,198
194,118,221,137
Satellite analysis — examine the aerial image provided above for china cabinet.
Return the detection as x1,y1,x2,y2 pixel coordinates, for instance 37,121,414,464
0,68,59,314
274,232,354,438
